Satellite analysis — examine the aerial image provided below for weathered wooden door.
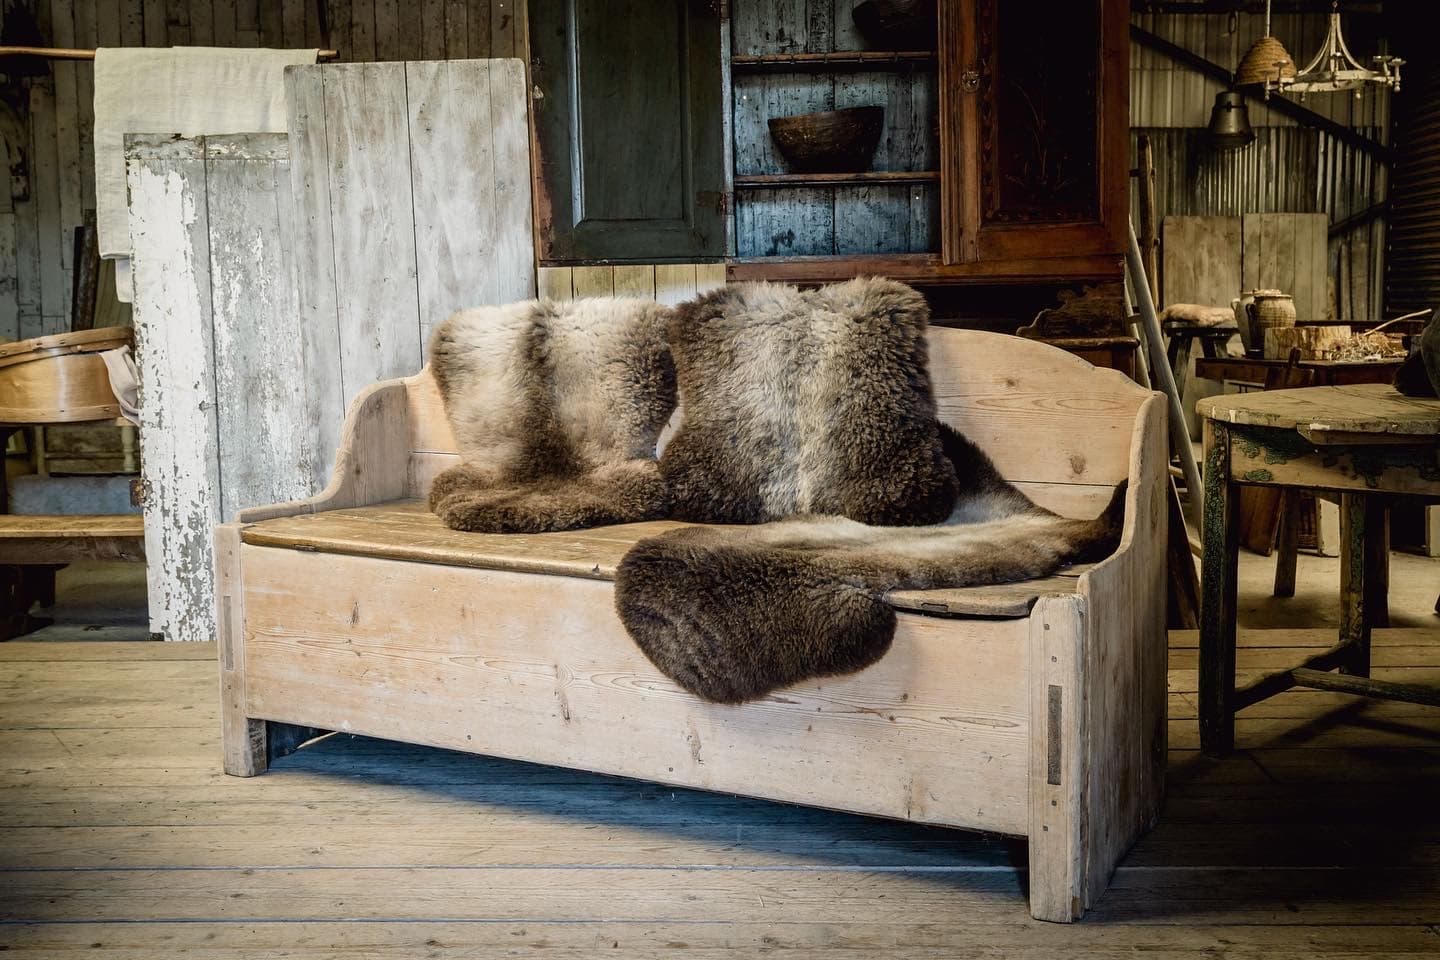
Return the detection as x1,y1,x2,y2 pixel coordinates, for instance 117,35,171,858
529,0,726,263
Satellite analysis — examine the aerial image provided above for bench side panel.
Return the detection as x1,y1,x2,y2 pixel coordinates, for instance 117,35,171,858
239,544,1033,836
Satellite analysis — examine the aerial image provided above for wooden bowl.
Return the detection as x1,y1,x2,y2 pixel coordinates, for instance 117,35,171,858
768,106,884,173
852,0,936,50
0,327,133,424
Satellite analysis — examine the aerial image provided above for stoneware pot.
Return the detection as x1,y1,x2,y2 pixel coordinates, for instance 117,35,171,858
1246,290,1296,336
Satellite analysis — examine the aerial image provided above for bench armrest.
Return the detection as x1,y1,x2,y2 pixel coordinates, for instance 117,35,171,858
236,379,413,522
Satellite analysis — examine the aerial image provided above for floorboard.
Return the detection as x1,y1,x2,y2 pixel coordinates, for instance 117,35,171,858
1,634,1439,956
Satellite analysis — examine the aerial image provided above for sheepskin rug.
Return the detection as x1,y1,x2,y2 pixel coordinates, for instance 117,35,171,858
617,422,1125,703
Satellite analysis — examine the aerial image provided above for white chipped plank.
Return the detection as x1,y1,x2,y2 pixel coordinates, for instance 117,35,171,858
204,135,314,522
126,138,220,643
285,64,345,492
321,62,423,395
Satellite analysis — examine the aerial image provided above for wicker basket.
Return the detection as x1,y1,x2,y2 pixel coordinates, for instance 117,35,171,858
0,327,133,424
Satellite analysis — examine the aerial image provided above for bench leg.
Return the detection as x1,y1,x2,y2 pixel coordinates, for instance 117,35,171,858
1028,598,1086,922
216,523,328,775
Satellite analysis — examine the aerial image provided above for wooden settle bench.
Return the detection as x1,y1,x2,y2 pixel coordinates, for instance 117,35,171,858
216,329,1169,922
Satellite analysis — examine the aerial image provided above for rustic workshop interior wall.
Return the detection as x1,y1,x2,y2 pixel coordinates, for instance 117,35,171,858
0,0,528,342
1129,9,1390,322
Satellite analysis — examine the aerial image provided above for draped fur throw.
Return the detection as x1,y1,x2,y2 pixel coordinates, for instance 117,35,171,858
428,298,675,533
612,278,1125,704
428,280,1125,705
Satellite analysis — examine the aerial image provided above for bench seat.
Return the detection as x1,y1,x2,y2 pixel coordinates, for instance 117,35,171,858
240,499,1093,619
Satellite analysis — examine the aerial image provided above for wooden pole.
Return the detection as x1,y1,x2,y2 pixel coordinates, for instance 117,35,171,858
1136,133,1160,306
1127,218,1203,524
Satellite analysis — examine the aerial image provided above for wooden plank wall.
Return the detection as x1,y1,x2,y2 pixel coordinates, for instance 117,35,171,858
538,264,728,305
0,0,528,344
287,59,535,487
1161,213,1330,321
729,1,938,259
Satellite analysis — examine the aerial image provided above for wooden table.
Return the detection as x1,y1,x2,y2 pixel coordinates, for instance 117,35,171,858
1196,384,1440,755
1195,356,1404,388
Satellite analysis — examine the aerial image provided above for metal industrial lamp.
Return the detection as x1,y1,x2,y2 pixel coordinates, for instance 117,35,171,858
1208,90,1255,150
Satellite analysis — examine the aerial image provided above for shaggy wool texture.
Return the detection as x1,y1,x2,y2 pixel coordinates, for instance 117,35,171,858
659,278,959,526
617,418,1127,704
428,297,676,533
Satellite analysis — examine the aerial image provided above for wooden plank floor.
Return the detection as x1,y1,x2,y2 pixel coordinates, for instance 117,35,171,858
2,633,1440,957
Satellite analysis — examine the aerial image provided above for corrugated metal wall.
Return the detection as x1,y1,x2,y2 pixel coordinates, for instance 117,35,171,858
1130,9,1391,321
1385,63,1440,315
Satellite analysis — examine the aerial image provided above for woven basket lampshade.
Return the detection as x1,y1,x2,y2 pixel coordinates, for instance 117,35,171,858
1235,35,1297,88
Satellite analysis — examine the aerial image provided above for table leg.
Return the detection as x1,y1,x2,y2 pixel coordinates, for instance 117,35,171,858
1273,493,1301,598
1339,494,1388,677
1200,420,1240,755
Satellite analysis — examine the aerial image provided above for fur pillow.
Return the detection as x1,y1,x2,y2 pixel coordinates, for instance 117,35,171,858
428,298,675,532
659,278,958,526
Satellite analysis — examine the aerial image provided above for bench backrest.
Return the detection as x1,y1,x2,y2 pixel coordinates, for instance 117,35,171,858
405,328,1153,516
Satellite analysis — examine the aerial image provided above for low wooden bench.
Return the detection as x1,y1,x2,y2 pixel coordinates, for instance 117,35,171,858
216,329,1169,922
0,513,145,639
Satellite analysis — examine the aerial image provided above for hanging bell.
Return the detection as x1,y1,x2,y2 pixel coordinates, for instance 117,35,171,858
1208,90,1255,150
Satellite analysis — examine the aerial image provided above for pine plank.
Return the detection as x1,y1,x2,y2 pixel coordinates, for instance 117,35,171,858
4,922,1436,958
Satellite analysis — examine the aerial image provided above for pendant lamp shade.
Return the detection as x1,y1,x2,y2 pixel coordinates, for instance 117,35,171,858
1208,90,1255,150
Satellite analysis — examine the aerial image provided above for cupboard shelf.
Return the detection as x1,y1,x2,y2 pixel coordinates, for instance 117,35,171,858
734,171,940,188
730,51,936,72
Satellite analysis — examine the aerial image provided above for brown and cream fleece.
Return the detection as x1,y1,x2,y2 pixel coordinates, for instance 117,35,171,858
428,297,675,533
617,423,1125,703
659,278,959,526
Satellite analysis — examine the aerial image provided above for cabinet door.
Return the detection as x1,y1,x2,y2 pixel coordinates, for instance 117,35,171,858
530,0,726,263
943,0,1127,265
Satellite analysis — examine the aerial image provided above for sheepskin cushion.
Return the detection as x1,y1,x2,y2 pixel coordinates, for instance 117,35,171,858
427,297,675,532
658,277,958,526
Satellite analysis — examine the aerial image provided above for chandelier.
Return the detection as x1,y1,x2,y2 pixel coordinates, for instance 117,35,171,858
1235,1,1402,100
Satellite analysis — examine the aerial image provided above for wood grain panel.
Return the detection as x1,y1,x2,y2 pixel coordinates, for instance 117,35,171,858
240,545,1032,836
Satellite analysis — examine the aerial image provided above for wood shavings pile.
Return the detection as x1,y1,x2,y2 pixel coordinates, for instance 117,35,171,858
1321,331,1407,361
